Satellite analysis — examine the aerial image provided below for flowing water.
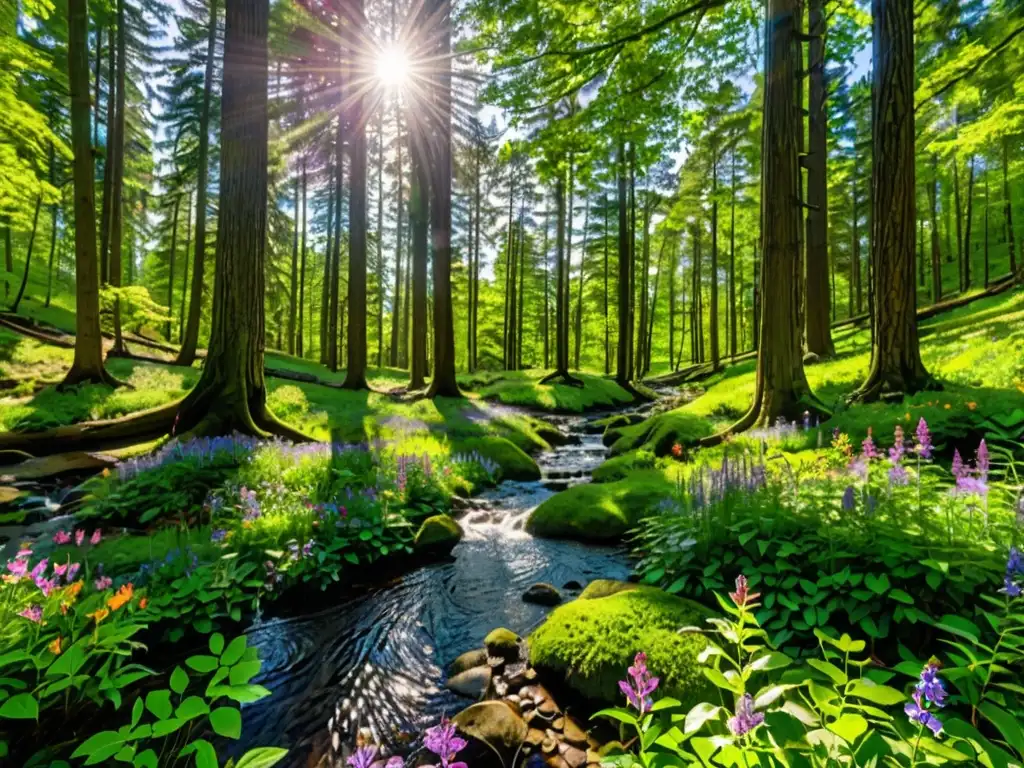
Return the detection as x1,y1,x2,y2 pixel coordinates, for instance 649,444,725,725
234,419,633,767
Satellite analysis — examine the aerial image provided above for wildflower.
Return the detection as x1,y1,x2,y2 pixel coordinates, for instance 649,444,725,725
66,563,80,582
423,715,468,768
29,558,49,585
944,403,951,410
848,455,868,481
729,574,760,608
38,578,59,597
1002,548,1023,597
386,758,405,768
94,575,113,591
302,540,314,558
90,530,102,546
841,486,856,512
210,529,228,543
87,608,110,624
139,597,149,610
977,440,990,479
53,530,71,545
671,443,683,459
967,402,977,411
862,429,879,459
618,651,659,715
891,425,905,461
62,581,83,605
951,450,968,480
347,746,377,768
915,418,932,459
19,605,43,623
905,689,943,736
916,661,947,709
107,583,134,611
48,635,62,655
6,557,29,579
888,463,909,487
727,693,765,737
75,529,85,546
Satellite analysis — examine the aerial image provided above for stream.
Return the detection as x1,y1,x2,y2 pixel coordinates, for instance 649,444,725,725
233,416,635,767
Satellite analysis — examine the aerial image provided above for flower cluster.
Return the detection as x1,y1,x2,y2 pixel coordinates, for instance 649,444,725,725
677,453,767,512
6,547,83,597
728,693,765,737
904,660,947,735
116,433,270,481
618,651,659,715
423,715,468,768
951,439,990,498
53,527,102,547
1003,547,1024,598
729,574,760,608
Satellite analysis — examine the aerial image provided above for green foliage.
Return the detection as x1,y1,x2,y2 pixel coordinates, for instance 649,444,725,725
592,449,657,482
607,410,714,457
529,585,714,708
449,436,540,481
413,514,463,555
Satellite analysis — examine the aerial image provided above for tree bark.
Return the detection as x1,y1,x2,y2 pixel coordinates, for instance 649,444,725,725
177,0,219,365
328,128,343,372
573,198,589,370
1003,137,1017,276
376,106,385,368
804,0,834,358
390,102,404,368
44,146,60,310
409,105,428,389
729,151,738,358
164,194,181,340
984,166,990,288
9,195,43,313
636,196,651,378
603,193,610,375
179,191,192,342
106,0,128,356
930,154,942,301
854,0,932,400
962,155,975,292
342,0,368,390
98,21,115,286
954,155,963,290
297,156,307,358
615,142,630,386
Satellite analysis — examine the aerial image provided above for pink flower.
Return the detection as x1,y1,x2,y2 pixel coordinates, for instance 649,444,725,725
29,558,49,584
75,529,85,546
66,563,81,581
18,605,43,623
94,576,113,591
862,429,880,459
90,530,102,546
53,530,71,545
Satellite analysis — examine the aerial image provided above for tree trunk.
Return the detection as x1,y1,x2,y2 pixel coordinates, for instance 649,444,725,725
984,166,990,288
615,142,630,386
409,112,428,389
92,25,103,153
176,0,219,366
320,162,333,364
9,195,43,313
645,236,668,376
627,146,636,377
3,223,10,300
389,102,404,367
574,198,589,369
342,0,369,390
517,205,526,369
603,193,610,375
106,0,128,356
164,194,181,340
328,129,343,372
472,148,481,371
804,0,834,358
729,151,738,358
297,156,307,358
930,155,942,301
98,22,115,286
45,145,60,310
179,191,193,342
710,0,821,440
710,152,721,368
636,198,651,379
426,0,460,398
543,202,550,369
1004,137,1017,277
376,106,385,368
954,155,963,290
962,155,975,292
854,0,931,400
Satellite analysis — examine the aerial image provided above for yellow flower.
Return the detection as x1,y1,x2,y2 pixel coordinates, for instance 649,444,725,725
88,608,110,624
48,635,62,655
905,412,911,422
966,402,977,411
107,583,134,611
944,403,952,410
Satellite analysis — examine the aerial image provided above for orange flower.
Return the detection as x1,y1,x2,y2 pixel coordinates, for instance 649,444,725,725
107,583,134,611
64,581,83,601
966,402,977,411
138,597,148,610
88,608,110,624
944,403,951,410
48,635,62,655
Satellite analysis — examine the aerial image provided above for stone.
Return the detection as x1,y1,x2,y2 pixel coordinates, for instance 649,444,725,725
449,648,488,677
446,666,491,699
413,515,463,556
523,583,563,606
526,728,546,747
560,744,588,768
562,580,583,591
525,668,538,681
578,579,638,600
542,738,557,755
484,627,522,662
561,718,588,747
504,661,528,687
452,701,528,765
537,696,559,716
552,717,565,731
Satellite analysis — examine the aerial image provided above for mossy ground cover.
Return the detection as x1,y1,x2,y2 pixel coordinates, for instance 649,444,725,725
528,584,714,708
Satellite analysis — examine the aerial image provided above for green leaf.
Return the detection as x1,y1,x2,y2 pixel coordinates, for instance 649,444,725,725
889,589,914,605
181,738,218,768
133,748,158,768
593,707,638,727
209,633,225,655
935,615,981,642
0,693,38,720
229,660,262,686
71,730,125,759
170,667,189,695
864,573,890,595
235,748,289,768
145,690,173,721
979,702,1024,757
847,680,905,705
175,696,210,720
827,713,868,743
220,636,247,667
209,706,242,739
808,659,848,685
684,703,722,735
186,655,219,674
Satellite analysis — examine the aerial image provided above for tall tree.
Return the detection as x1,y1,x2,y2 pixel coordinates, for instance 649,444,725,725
107,0,128,356
854,0,932,400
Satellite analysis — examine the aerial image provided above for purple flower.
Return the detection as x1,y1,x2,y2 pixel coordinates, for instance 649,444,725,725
66,563,81,582
977,440,989,479
211,529,228,543
862,430,879,460
302,540,314,557
423,716,468,768
94,575,113,590
955,475,988,497
729,574,759,608
1002,548,1023,597
385,758,405,768
19,605,44,623
915,419,932,459
891,425,906,462
728,693,765,737
848,455,868,482
347,746,377,768
38,577,58,597
841,486,856,512
952,450,969,480
916,662,947,708
905,690,943,735
6,557,29,579
75,529,85,546
618,651,659,715
29,558,49,584
888,463,909,487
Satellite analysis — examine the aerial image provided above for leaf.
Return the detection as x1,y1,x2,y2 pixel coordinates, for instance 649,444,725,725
209,633,225,655
71,731,125,759
220,636,247,667
979,702,1024,757
145,690,173,721
827,713,868,743
847,680,906,706
209,706,242,739
808,659,848,685
229,660,262,686
935,615,981,642
0,693,38,720
864,573,890,595
180,738,218,768
234,748,289,768
753,684,798,709
684,703,722,735
170,667,189,695
175,696,210,720
592,707,638,727
186,655,219,674
133,749,158,768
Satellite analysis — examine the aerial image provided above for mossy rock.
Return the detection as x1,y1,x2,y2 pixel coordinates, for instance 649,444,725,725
529,586,714,708
579,579,638,600
451,436,541,481
587,413,645,437
484,627,521,661
525,470,674,542
591,450,656,483
413,514,463,556
608,410,714,457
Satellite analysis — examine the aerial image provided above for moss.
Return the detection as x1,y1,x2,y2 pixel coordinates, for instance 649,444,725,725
589,413,645,437
484,627,521,660
579,579,638,600
525,469,675,541
592,450,656,483
451,436,541,481
413,514,463,555
608,410,714,457
529,586,714,708
472,369,635,413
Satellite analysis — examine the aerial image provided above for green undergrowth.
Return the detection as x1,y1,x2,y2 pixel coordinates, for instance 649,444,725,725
605,409,714,457
460,368,635,412
528,584,714,707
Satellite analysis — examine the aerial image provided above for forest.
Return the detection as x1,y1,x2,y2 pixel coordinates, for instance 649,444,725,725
1,0,1024,766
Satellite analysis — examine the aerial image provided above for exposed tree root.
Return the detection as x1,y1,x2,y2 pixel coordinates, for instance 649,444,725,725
57,364,126,392
538,370,585,388
848,370,942,405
